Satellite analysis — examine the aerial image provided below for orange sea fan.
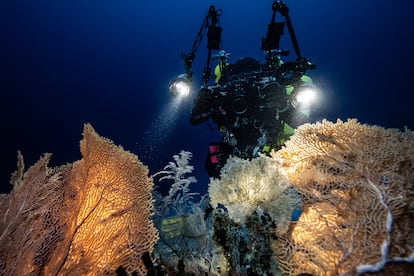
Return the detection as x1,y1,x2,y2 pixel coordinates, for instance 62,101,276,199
274,119,414,275
0,124,158,275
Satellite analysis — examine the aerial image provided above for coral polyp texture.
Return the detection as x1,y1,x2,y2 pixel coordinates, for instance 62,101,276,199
0,124,158,275
274,119,414,275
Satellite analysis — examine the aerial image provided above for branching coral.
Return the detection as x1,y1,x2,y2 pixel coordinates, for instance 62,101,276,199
0,124,158,275
273,119,414,275
153,150,199,216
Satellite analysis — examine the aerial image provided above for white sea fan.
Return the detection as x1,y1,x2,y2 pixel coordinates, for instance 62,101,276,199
209,154,297,226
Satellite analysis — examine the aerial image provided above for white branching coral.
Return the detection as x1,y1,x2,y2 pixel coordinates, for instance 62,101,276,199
209,155,300,229
153,150,199,216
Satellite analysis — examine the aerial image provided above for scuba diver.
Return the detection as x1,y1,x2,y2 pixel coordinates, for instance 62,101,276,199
169,1,316,178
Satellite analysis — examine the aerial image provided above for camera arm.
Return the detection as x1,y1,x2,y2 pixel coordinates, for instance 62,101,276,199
262,1,303,59
262,1,316,82
181,5,223,87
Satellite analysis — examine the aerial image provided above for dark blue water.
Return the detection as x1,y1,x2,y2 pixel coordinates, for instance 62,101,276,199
1,0,413,194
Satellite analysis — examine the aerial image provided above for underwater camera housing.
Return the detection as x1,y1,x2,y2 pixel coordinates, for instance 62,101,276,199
199,74,287,161
202,55,316,150
211,76,290,124
208,58,298,129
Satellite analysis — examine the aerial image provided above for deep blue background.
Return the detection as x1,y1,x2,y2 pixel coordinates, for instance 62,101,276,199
1,0,413,194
